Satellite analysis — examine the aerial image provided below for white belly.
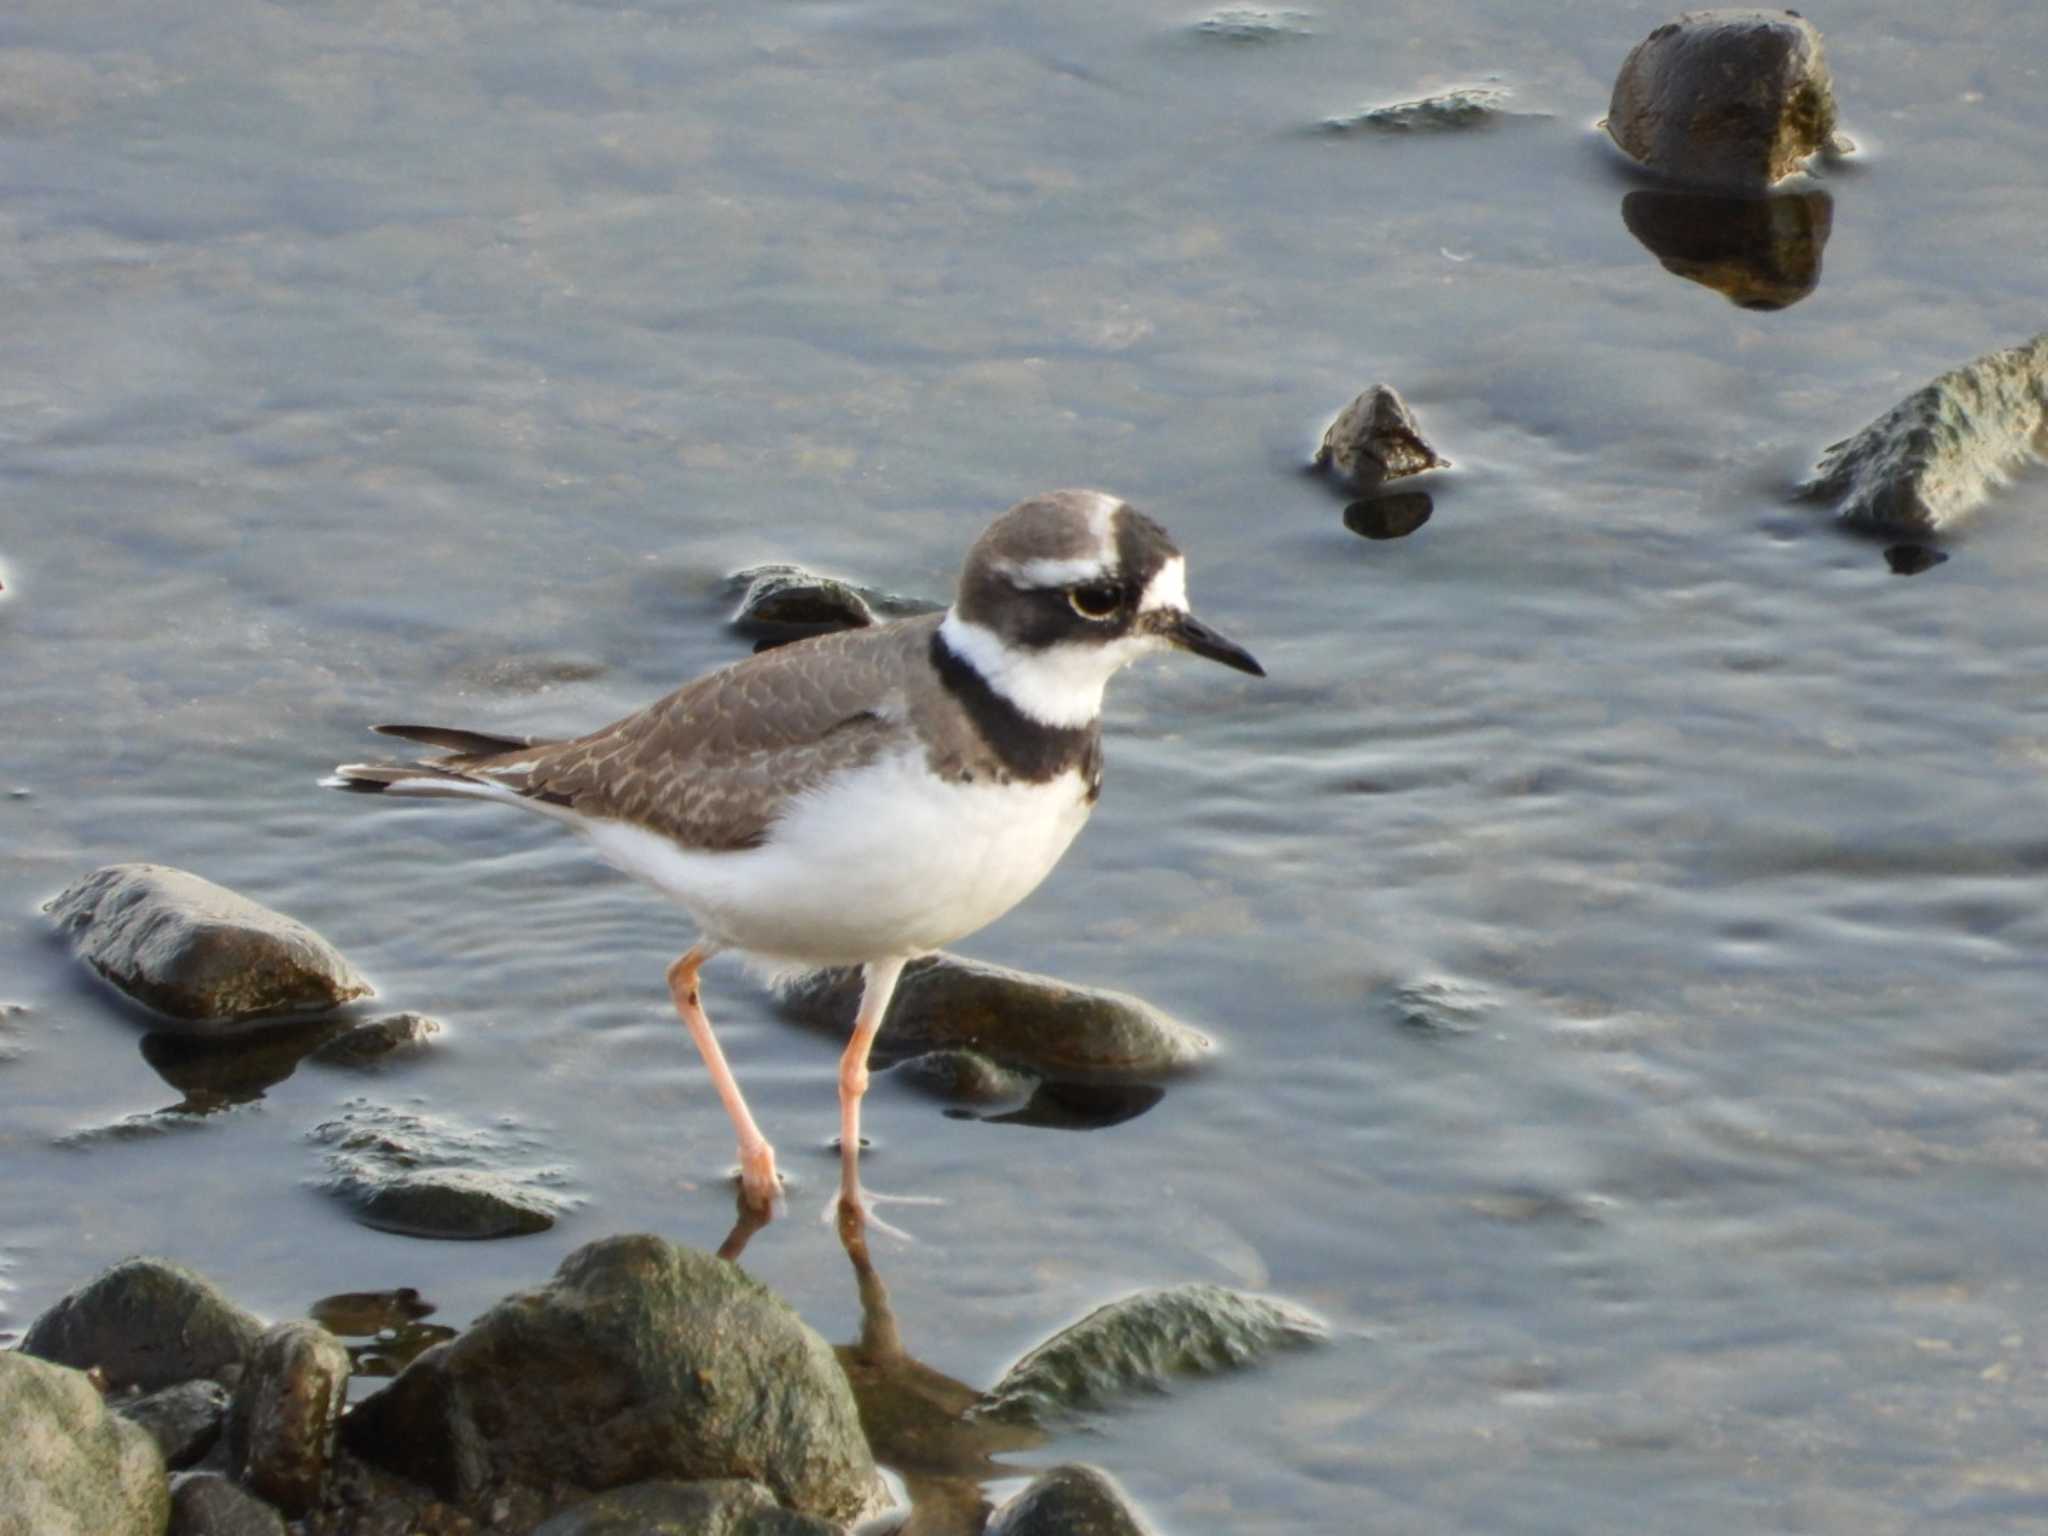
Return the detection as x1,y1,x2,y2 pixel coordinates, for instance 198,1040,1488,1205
580,748,1095,964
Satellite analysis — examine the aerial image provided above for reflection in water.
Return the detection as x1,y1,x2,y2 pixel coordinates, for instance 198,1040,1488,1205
139,1018,350,1113
1884,543,1949,576
1343,492,1434,541
308,1286,456,1379
1620,187,1834,309
970,1078,1164,1132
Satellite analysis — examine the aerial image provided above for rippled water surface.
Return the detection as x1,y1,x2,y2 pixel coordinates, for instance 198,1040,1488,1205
7,1,2048,1530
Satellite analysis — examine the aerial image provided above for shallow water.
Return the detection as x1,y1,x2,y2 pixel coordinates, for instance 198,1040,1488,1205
7,0,2048,1529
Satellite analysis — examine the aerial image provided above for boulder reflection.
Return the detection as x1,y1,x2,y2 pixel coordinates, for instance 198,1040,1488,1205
1621,187,1834,309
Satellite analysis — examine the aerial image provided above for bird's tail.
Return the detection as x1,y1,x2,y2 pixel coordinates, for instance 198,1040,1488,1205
322,723,563,800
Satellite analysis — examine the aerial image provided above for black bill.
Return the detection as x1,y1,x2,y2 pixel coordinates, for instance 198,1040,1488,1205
1158,611,1265,677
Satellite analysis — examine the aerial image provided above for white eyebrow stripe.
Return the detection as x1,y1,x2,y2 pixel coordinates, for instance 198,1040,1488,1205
995,555,1112,588
1137,555,1187,613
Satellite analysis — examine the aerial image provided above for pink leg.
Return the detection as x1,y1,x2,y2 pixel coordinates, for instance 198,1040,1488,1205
838,957,906,1210
667,947,779,1212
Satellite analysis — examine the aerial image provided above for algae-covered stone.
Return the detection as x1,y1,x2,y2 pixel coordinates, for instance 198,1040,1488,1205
343,1234,889,1527
777,954,1210,1077
1606,9,1843,190
972,1283,1326,1427
1799,333,2048,534
0,1350,170,1536
22,1256,265,1392
228,1321,350,1517
45,864,371,1027
985,1465,1158,1536
1313,385,1449,492
532,1479,840,1535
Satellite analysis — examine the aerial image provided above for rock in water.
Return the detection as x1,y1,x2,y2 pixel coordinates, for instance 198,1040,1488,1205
1606,10,1843,190
309,1099,574,1240
972,1282,1327,1428
1321,85,1513,133
1314,386,1448,492
343,1234,889,1527
776,954,1210,1076
45,864,371,1027
21,1256,266,1393
985,1465,1159,1536
309,1012,442,1068
532,1478,841,1535
228,1321,351,1517
0,1351,170,1536
1799,333,2048,533
729,564,941,648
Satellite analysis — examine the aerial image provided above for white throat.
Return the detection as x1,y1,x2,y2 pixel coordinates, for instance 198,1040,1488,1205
937,611,1153,729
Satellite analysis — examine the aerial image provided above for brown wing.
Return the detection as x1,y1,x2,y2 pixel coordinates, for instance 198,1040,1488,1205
448,616,940,851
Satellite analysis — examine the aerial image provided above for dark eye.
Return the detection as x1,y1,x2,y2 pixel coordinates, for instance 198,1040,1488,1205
1068,582,1123,620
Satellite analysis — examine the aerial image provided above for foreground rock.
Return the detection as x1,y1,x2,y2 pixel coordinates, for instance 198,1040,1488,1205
22,1256,266,1392
1322,85,1512,134
985,1465,1158,1536
532,1478,840,1535
729,564,940,647
0,1350,170,1536
1799,333,2048,533
1606,10,1843,190
1313,385,1449,492
777,954,1210,1077
45,864,371,1027
169,1472,289,1536
228,1321,351,1516
309,1100,573,1240
1620,186,1832,309
344,1234,889,1527
973,1282,1326,1427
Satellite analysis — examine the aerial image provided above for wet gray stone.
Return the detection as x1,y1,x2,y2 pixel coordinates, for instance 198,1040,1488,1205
729,564,940,646
309,1012,443,1069
972,1282,1327,1428
1385,975,1496,1036
22,1256,266,1392
309,1100,574,1240
1799,332,2048,534
116,1378,230,1469
777,954,1211,1077
890,1048,1035,1105
532,1478,841,1535
168,1471,288,1536
228,1320,350,1517
1607,9,1844,190
343,1234,890,1527
45,864,371,1027
1322,85,1513,133
985,1465,1157,1536
0,1349,170,1536
1314,385,1449,492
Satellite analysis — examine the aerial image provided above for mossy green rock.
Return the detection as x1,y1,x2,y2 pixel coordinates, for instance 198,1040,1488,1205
22,1256,265,1393
972,1283,1326,1428
986,1465,1158,1536
0,1351,170,1536
344,1235,888,1527
533,1479,840,1535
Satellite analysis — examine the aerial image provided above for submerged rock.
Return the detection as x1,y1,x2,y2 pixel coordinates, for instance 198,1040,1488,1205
306,1288,435,1339
1384,974,1497,1036
22,1256,266,1393
168,1471,289,1536
776,954,1210,1077
985,1465,1158,1536
1322,85,1513,133
972,1282,1327,1427
890,1048,1035,1106
729,564,940,647
228,1321,351,1517
1621,186,1832,309
1606,9,1844,190
1188,8,1313,43
309,1012,442,1069
1798,333,2048,534
1314,385,1449,492
0,1350,170,1536
115,1378,230,1469
343,1234,889,1527
532,1478,841,1535
309,1100,575,1240
45,864,371,1027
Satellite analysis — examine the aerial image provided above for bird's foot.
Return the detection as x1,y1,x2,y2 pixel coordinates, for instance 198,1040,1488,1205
826,1184,944,1245
735,1141,783,1214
